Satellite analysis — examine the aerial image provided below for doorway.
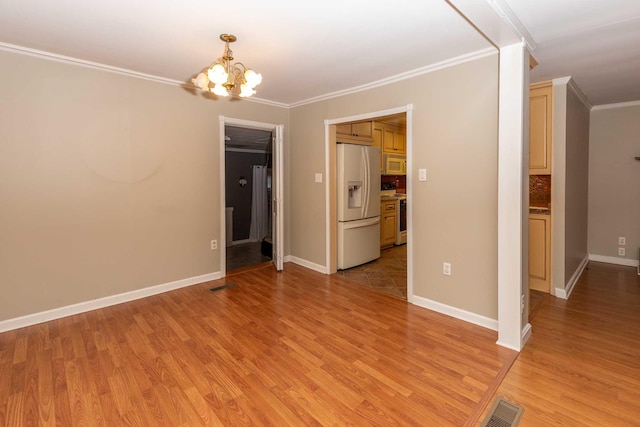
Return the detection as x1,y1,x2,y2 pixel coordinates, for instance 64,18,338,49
224,125,273,271
219,117,284,276
329,108,411,300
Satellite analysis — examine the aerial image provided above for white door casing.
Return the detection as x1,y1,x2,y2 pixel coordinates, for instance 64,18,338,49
273,124,284,271
219,116,284,275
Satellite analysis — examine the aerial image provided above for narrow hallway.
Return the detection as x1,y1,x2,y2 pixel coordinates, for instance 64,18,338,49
483,262,640,425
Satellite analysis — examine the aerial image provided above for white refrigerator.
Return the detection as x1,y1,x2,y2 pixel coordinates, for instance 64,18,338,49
337,143,381,270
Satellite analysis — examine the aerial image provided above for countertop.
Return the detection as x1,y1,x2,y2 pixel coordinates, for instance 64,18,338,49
380,193,407,201
529,207,550,215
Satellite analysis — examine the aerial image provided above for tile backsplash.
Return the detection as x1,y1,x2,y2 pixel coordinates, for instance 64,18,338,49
529,175,551,208
381,175,406,193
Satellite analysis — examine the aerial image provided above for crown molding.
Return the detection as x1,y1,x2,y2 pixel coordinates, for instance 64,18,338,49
0,41,289,109
484,0,537,51
290,47,497,108
447,0,536,51
591,99,640,111
552,76,592,110
1,41,504,111
551,76,571,86
567,79,592,111
0,41,185,86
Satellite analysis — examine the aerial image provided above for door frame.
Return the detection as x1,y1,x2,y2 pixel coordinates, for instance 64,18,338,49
219,116,285,276
324,104,413,296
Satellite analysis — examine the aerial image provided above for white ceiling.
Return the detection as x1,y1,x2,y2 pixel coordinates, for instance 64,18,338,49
505,0,640,106
0,0,638,107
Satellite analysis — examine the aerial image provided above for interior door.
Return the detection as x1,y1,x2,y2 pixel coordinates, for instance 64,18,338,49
272,124,284,271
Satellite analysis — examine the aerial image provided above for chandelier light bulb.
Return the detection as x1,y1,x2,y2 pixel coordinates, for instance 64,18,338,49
239,83,256,98
212,84,229,97
208,64,228,85
244,69,262,88
191,72,209,90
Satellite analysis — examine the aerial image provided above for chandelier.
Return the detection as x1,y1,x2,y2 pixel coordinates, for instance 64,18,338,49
191,34,262,98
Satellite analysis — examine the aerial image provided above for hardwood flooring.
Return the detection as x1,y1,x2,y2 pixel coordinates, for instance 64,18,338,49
482,261,640,426
3,260,634,426
0,263,514,426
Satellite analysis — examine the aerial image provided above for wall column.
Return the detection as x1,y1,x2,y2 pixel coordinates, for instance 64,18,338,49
497,41,530,351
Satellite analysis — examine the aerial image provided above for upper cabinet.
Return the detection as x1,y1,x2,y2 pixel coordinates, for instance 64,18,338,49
337,117,405,164
336,121,373,144
529,82,552,174
375,122,406,155
383,127,405,154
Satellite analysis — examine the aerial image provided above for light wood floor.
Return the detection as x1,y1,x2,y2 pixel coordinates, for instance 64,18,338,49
2,261,636,426
480,261,640,426
0,263,515,426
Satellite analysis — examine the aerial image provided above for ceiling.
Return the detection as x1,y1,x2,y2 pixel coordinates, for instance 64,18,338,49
0,0,638,107
506,0,640,106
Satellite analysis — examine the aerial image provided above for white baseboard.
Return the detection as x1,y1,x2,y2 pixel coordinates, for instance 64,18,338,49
0,271,222,333
409,295,498,331
284,255,328,274
589,253,639,268
521,322,532,346
555,255,589,300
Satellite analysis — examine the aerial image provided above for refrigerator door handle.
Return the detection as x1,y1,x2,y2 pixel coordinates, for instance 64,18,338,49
341,216,380,230
362,147,370,218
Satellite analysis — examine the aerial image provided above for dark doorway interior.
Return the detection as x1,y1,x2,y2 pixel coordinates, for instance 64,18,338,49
224,125,273,271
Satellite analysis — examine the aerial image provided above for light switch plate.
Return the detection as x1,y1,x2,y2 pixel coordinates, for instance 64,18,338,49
418,168,427,182
315,173,323,183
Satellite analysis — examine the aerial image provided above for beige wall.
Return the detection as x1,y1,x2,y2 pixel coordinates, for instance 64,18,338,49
1,48,501,324
563,87,590,283
588,104,640,259
0,50,288,321
288,101,329,265
289,54,500,319
551,81,590,291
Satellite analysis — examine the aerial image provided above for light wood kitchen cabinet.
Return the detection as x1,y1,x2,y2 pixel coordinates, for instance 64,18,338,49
529,213,551,292
336,121,373,144
529,82,552,174
380,200,397,247
380,124,406,155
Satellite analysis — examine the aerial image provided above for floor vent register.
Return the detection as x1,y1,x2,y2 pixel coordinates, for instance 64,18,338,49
209,283,237,292
480,397,524,427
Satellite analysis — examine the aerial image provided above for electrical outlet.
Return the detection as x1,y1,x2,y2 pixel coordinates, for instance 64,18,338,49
619,236,626,246
618,247,625,256
211,240,218,250
315,173,323,183
521,295,525,313
443,262,451,276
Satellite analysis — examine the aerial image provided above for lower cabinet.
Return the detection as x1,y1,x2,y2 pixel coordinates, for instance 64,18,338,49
529,214,551,292
380,200,397,247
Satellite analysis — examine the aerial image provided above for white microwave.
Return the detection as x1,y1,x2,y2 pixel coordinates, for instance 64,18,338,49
384,154,406,175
